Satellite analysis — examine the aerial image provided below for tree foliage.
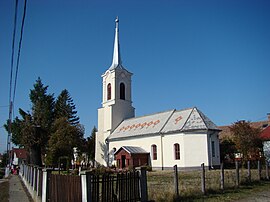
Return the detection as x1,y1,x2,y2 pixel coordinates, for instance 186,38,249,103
45,117,84,167
220,138,237,162
230,120,263,161
54,89,79,125
82,126,96,161
6,77,84,167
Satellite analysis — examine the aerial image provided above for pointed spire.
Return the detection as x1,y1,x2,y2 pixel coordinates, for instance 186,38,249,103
109,17,124,70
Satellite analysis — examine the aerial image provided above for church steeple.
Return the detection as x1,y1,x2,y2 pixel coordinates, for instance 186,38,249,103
109,17,124,70
95,17,135,166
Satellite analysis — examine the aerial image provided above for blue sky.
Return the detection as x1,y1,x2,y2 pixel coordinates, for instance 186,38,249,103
0,0,269,153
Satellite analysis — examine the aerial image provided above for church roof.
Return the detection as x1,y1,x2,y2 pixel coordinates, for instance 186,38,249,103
115,146,149,155
108,107,219,141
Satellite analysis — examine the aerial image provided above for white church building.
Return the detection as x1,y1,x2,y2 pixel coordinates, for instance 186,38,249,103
95,18,220,170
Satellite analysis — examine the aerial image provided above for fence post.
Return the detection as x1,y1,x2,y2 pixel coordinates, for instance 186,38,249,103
235,161,239,187
42,168,51,202
247,161,251,182
173,165,179,198
33,166,36,191
36,167,40,195
220,163,224,191
201,163,206,195
140,167,148,202
266,160,269,180
86,172,93,202
81,171,87,202
258,160,261,180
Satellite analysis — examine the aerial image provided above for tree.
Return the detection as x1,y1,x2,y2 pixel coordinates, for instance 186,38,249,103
54,89,79,125
45,117,84,167
28,77,55,166
220,138,237,162
230,120,263,162
82,126,97,161
5,78,54,166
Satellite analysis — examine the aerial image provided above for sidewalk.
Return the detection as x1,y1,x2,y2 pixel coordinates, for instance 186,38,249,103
9,175,31,202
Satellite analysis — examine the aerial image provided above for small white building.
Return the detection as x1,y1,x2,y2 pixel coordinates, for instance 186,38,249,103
95,18,220,170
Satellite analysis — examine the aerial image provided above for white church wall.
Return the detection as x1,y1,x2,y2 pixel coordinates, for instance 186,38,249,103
182,132,209,167
111,101,135,132
208,131,221,167
162,133,185,168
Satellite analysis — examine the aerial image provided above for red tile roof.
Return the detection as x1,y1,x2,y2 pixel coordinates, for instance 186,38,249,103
12,148,28,159
218,120,269,140
260,126,270,140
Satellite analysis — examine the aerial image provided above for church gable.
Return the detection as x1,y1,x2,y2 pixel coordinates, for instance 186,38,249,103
181,108,218,131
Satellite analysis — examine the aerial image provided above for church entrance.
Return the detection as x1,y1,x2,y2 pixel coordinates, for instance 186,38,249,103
121,155,126,168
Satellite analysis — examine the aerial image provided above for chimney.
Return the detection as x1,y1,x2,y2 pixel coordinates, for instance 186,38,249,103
268,113,270,124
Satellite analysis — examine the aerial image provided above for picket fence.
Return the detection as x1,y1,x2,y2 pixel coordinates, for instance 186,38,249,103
19,164,148,202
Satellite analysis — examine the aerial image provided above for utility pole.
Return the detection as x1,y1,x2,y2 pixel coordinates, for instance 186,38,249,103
6,101,13,166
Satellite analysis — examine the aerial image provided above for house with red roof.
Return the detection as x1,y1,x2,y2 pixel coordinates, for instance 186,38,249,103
260,125,270,163
11,148,28,166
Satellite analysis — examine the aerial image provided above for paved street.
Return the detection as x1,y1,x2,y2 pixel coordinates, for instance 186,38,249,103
9,175,31,202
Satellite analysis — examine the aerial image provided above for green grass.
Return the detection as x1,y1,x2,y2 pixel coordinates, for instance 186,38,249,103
147,169,270,202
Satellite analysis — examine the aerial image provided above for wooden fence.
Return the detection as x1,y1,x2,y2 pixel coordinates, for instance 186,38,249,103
48,174,82,202
86,171,141,202
19,165,148,202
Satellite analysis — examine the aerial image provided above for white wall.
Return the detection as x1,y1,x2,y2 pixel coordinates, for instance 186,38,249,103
109,130,221,169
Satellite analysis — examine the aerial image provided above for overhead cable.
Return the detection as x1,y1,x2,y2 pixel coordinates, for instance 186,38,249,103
13,0,28,106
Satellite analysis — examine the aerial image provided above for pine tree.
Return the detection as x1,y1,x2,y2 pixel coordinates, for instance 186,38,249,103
54,89,79,125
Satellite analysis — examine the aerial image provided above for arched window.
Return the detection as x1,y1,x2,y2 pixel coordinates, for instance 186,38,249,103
151,144,157,160
174,143,180,160
107,83,111,100
120,83,125,100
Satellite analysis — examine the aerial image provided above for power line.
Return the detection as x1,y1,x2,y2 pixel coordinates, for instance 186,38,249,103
7,0,28,165
7,0,19,165
8,0,18,114
12,0,28,106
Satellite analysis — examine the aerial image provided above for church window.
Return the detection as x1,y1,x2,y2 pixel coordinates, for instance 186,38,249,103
174,143,180,160
211,141,215,157
107,83,111,100
151,144,157,160
120,83,125,100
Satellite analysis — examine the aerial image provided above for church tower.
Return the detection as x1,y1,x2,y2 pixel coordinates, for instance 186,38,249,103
95,18,135,165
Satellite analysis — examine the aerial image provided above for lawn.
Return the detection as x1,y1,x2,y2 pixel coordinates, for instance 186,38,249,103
147,168,269,201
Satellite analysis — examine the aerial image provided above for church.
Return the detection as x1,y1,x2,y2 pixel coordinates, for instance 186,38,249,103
95,18,221,170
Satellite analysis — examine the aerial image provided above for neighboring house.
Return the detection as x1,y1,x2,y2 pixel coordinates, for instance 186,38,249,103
11,148,28,166
218,114,270,162
95,18,221,170
260,126,270,164
218,117,269,140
